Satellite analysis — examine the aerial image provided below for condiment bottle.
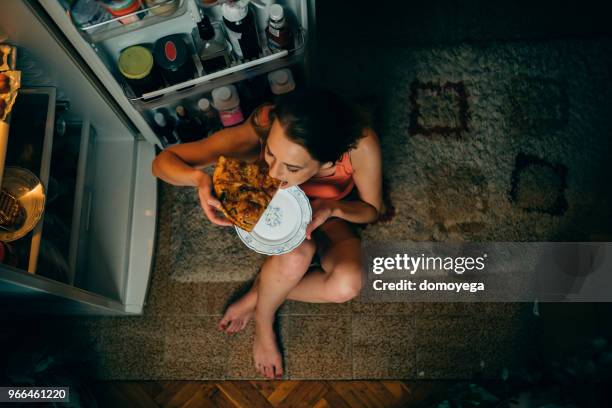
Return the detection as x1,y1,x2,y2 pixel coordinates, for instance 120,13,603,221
153,110,179,146
266,4,292,51
197,15,231,74
222,0,261,61
268,68,295,95
198,98,222,136
212,85,244,127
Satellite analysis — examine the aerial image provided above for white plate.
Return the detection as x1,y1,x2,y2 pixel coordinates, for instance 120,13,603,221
0,167,46,242
235,185,312,255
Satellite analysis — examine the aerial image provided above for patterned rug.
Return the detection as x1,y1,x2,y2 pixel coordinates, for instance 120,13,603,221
169,37,612,283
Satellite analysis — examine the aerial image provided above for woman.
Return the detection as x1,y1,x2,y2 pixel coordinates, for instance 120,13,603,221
152,88,383,380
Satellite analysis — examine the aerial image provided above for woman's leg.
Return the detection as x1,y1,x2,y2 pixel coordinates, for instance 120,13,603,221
217,218,363,334
252,238,317,379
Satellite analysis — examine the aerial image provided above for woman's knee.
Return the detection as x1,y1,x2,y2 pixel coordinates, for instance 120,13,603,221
325,263,363,303
276,239,317,280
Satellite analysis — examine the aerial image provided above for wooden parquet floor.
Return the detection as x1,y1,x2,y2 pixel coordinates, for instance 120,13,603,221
92,380,445,408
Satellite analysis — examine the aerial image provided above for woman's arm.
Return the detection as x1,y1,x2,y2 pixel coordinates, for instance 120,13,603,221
151,122,261,187
332,128,383,223
306,129,383,238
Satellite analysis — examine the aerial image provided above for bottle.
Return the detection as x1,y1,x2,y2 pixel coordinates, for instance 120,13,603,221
266,4,292,51
197,98,222,136
197,15,232,74
212,85,244,127
153,111,179,146
268,68,295,96
222,0,261,61
175,105,204,143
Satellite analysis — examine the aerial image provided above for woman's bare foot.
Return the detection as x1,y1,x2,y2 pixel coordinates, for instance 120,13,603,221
253,323,283,379
217,277,260,335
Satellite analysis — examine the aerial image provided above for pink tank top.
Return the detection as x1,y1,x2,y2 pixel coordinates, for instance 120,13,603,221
253,104,355,201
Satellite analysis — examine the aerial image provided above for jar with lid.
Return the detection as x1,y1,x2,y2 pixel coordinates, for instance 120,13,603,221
266,4,293,51
212,85,244,127
153,34,197,85
118,45,164,97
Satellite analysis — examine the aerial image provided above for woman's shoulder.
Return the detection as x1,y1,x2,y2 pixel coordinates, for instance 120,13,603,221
248,102,276,140
348,127,381,168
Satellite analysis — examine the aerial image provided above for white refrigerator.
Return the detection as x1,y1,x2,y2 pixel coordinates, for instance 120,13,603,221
0,0,315,315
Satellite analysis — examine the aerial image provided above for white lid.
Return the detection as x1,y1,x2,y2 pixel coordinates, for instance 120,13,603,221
198,98,211,112
222,0,250,22
154,112,166,126
269,4,284,21
268,68,295,95
212,85,240,110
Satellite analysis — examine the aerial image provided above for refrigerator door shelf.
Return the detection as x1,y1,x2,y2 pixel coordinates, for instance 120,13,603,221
129,28,307,111
77,0,190,45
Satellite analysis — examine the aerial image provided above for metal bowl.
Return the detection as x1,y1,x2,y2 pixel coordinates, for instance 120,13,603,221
0,166,46,242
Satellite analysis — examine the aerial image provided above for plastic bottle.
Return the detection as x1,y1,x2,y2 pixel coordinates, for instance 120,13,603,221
153,111,179,146
212,85,244,127
197,15,232,74
198,98,222,136
268,68,295,95
266,4,293,51
222,0,261,61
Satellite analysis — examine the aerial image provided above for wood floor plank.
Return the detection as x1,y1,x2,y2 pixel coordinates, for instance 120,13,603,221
265,380,301,406
217,381,274,408
249,380,278,399
209,386,239,408
93,380,438,407
330,381,382,408
312,398,331,408
277,381,328,408
381,381,406,401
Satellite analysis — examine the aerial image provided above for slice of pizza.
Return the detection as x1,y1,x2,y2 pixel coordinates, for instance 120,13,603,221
213,155,281,231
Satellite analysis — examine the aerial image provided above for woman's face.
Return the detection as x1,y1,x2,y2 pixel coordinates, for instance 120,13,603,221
264,119,331,188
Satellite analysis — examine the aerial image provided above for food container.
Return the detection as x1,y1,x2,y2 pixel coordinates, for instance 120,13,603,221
144,0,179,17
153,34,196,86
118,45,164,97
100,0,144,25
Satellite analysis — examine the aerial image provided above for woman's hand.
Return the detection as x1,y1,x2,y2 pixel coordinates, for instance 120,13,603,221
195,171,234,227
305,199,335,240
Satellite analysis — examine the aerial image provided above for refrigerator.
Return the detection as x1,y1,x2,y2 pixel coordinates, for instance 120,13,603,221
0,0,315,315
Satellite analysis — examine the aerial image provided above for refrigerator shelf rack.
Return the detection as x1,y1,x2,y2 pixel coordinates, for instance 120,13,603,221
75,0,189,44
126,26,307,110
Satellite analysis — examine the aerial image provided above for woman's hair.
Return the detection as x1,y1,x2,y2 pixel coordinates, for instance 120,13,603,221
271,88,371,164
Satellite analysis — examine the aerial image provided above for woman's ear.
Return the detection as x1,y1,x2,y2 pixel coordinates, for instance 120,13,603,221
321,161,334,169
